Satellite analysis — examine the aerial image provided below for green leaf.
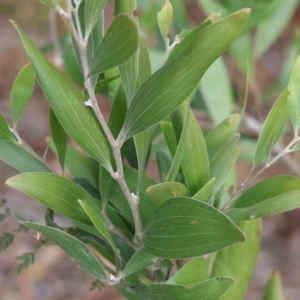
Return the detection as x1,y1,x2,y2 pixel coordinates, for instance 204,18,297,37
166,257,208,287
121,247,156,278
261,271,284,300
49,109,67,169
254,0,297,59
226,175,300,222
158,0,173,46
94,75,120,93
0,140,51,173
253,88,288,169
199,57,233,124
193,177,216,202
12,21,113,172
73,157,99,190
147,182,189,206
0,233,14,251
168,105,190,182
22,222,106,280
171,102,210,194
85,0,108,37
78,198,120,263
16,253,35,274
88,14,138,77
142,197,245,259
205,114,241,151
160,121,177,158
0,113,16,142
39,0,59,10
288,55,300,135
211,219,261,300
108,166,160,228
156,150,172,182
120,9,250,140
10,63,35,126
131,277,233,300
6,173,95,224
209,136,240,197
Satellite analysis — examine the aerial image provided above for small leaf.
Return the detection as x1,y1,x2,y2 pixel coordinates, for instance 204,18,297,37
227,175,300,222
253,88,288,168
262,271,284,300
12,21,112,172
147,182,189,206
288,55,300,135
16,253,35,274
157,0,173,46
39,0,59,10
49,109,67,169
0,113,16,142
88,14,139,76
156,150,172,182
0,233,14,251
10,63,35,126
6,173,95,224
131,277,233,300
120,10,250,140
22,222,106,280
211,219,261,300
166,257,208,287
94,75,120,93
121,247,156,278
85,0,108,37
142,197,245,259
0,140,52,173
193,177,216,202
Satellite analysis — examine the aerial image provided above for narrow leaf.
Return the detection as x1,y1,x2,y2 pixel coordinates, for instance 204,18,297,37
147,182,189,206
49,109,67,169
10,63,35,126
12,21,113,172
226,175,300,222
171,103,210,194
193,177,216,202
156,150,172,182
0,140,51,173
78,198,120,262
142,197,245,259
211,219,261,300
120,9,250,140
22,222,106,280
160,121,177,158
121,247,156,278
262,271,284,300
158,0,173,46
85,0,108,37
253,88,288,169
88,14,138,76
6,173,95,224
288,55,300,135
166,257,208,287
131,277,233,300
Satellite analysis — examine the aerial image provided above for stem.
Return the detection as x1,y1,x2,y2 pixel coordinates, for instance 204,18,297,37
62,1,143,243
223,136,300,210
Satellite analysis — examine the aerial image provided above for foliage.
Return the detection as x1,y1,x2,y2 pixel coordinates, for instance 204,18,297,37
1,0,299,299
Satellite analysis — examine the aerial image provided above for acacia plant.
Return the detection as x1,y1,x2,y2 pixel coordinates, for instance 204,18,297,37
1,0,300,299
